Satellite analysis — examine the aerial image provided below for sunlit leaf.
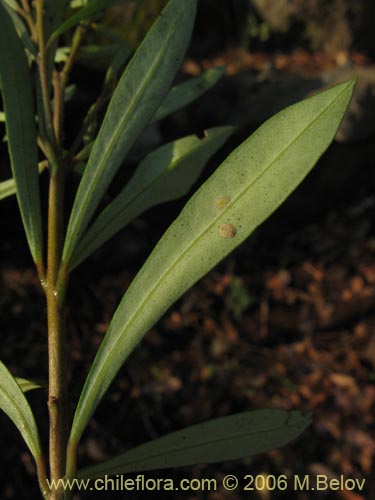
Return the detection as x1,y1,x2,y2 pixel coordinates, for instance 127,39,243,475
74,142,93,163
55,46,70,63
1,0,17,8
15,377,44,393
71,126,234,268
0,177,16,201
70,0,88,8
78,409,312,478
0,3,43,265
62,0,197,266
0,163,47,202
0,361,43,460
69,80,354,447
152,66,226,122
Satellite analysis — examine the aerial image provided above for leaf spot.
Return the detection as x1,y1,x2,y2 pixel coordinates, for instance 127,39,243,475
219,223,237,239
213,196,230,211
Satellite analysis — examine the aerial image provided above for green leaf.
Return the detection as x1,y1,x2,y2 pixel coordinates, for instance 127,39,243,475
78,410,312,478
74,142,93,163
78,44,119,61
0,177,17,200
104,43,132,85
1,0,37,57
1,0,17,8
48,0,119,45
55,46,71,63
0,3,43,265
71,126,234,268
152,66,226,123
15,377,44,393
0,361,43,460
69,80,354,447
70,0,88,8
62,0,197,267
0,163,47,202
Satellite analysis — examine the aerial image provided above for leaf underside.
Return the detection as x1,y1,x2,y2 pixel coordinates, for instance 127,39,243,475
62,0,198,266
71,126,234,268
0,361,42,460
79,409,312,478
69,79,355,446
0,3,43,264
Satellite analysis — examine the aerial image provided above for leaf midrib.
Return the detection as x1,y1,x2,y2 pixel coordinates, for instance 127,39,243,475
74,84,348,436
74,137,210,265
0,379,38,457
65,5,187,262
81,414,309,476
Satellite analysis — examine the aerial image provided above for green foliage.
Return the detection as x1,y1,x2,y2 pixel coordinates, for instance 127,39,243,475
0,2,43,265
78,409,312,478
152,66,226,123
0,361,43,461
15,377,44,393
0,177,17,201
68,79,354,448
62,0,197,266
2,0,36,56
71,126,234,268
0,0,355,496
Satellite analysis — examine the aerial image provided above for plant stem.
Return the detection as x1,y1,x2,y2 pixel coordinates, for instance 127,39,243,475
53,25,85,147
34,1,71,497
46,167,68,500
16,6,37,42
35,0,58,156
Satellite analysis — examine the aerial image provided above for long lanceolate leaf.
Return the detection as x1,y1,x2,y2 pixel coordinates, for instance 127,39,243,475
71,126,234,268
0,3,43,265
0,361,43,461
69,80,354,449
62,0,197,267
78,409,312,478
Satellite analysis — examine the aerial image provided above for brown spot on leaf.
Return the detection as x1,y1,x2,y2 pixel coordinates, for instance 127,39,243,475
219,223,237,238
213,196,230,210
